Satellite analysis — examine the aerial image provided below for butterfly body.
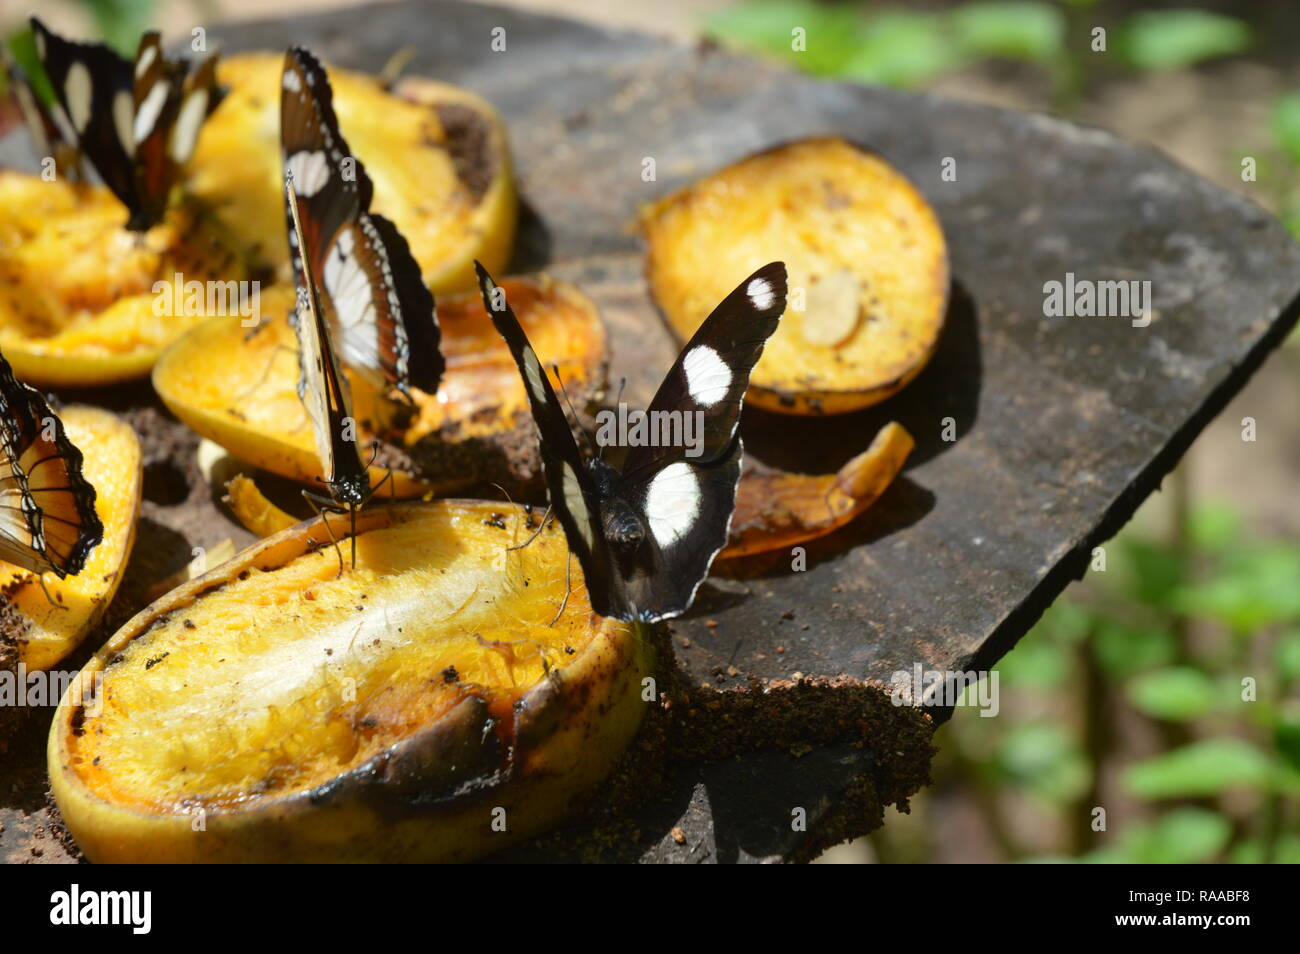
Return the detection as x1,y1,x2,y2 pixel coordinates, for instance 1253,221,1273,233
477,261,786,623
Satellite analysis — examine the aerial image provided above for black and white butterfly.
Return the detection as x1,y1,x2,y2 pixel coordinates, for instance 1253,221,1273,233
476,261,787,623
281,46,442,401
0,347,102,597
28,17,224,231
2,50,83,181
284,174,372,572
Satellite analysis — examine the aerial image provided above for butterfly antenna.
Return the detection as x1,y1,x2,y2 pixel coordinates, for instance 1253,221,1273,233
551,363,594,460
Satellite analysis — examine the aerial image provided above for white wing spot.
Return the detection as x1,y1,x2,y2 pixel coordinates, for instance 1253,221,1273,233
169,89,209,162
283,69,301,92
64,62,92,133
112,90,135,158
133,79,169,145
135,44,157,79
747,277,775,310
522,350,547,404
682,345,731,407
287,150,330,196
644,463,700,548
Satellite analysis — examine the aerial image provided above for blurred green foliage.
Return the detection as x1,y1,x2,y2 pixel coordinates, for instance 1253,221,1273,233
948,497,1300,862
704,1,1252,91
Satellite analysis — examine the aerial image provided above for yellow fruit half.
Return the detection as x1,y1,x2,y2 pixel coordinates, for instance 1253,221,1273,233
642,137,949,414
49,501,650,863
152,277,607,498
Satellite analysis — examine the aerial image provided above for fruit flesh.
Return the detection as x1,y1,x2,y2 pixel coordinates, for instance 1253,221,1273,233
61,503,616,811
642,137,949,415
0,173,248,387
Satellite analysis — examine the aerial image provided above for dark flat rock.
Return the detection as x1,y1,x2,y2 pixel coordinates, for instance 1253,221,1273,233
2,0,1297,863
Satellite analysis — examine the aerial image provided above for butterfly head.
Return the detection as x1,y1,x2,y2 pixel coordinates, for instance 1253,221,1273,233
329,472,370,507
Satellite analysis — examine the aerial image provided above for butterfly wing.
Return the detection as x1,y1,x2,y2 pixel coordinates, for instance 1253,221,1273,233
29,16,137,216
0,351,102,578
614,262,787,621
285,178,369,505
281,47,442,398
130,31,184,230
2,52,82,180
473,263,625,615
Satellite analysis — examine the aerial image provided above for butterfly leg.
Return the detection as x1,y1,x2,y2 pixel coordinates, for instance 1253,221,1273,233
549,550,572,626
301,489,347,577
35,573,68,611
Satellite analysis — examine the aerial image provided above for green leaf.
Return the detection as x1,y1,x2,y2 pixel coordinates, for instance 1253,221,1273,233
1278,630,1300,684
1271,93,1300,167
1274,709,1300,772
1093,621,1175,679
1034,600,1093,644
996,723,1089,802
1125,809,1231,863
81,0,158,56
950,2,1065,64
1117,10,1251,72
838,12,961,88
703,0,863,76
1125,738,1276,799
1228,834,1300,864
998,633,1070,689
1187,502,1241,552
1172,544,1300,633
1128,667,1218,721
1118,538,1184,609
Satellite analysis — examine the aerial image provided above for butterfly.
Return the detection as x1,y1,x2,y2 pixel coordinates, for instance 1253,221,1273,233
284,174,373,572
0,348,102,600
281,46,443,401
2,50,83,181
28,16,224,231
476,261,787,623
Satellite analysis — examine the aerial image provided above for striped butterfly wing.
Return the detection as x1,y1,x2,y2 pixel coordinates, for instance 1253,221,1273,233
285,178,369,506
0,352,101,578
281,47,442,399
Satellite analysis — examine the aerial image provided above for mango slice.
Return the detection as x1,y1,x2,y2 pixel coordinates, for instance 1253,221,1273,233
642,137,949,415
0,173,249,387
721,422,913,559
187,53,516,294
49,501,650,863
152,277,607,498
2,407,142,671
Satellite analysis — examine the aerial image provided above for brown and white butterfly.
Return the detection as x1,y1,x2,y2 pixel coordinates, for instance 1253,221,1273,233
28,17,224,231
281,46,442,401
0,349,102,591
477,261,787,622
